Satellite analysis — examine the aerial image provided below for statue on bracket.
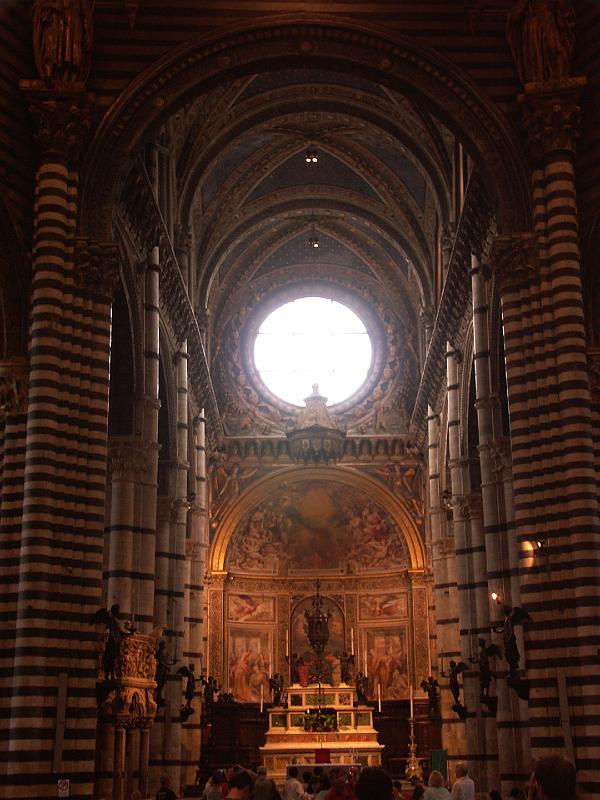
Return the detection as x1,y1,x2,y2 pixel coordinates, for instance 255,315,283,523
474,639,501,715
177,664,200,721
420,676,441,719
495,604,532,700
355,671,369,705
154,640,177,709
269,673,284,707
338,651,355,685
441,659,468,719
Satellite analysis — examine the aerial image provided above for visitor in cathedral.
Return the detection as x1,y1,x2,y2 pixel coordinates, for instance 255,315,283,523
252,766,281,800
412,784,425,800
423,770,451,800
355,767,394,800
284,766,307,800
156,774,178,800
303,770,318,797
228,770,254,800
204,770,228,800
325,768,357,800
315,775,332,800
529,756,577,800
451,765,475,800
488,790,502,800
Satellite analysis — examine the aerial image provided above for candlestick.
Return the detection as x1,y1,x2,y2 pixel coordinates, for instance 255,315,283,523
364,649,368,678
377,682,382,712
409,684,414,720
351,627,355,656
285,629,289,658
260,683,264,713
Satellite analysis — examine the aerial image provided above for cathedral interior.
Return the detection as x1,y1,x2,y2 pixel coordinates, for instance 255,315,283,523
1,1,600,798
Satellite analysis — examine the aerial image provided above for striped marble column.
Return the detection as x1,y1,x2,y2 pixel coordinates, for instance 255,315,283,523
445,344,483,778
427,404,466,765
6,83,119,798
181,412,208,787
490,78,600,794
471,257,529,788
0,358,29,749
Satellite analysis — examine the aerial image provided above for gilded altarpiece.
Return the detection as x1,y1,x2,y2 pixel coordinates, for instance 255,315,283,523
207,469,430,702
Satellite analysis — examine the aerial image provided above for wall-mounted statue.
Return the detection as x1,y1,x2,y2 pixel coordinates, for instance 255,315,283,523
32,0,94,85
506,0,575,85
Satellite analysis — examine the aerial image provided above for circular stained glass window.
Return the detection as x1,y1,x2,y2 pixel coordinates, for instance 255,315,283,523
253,297,372,407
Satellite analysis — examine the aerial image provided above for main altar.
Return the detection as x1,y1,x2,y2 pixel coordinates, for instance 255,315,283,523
260,683,383,782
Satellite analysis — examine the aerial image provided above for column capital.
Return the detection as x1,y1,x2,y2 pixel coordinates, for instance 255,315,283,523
518,77,586,159
108,436,153,480
75,238,121,300
0,358,29,417
19,81,94,161
488,232,539,290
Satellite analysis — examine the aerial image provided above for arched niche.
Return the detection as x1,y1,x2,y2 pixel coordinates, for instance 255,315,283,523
209,466,426,575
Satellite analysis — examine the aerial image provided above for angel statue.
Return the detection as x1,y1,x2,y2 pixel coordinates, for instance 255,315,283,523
494,604,532,700
154,640,177,708
177,663,200,721
475,639,501,715
420,676,441,718
355,671,369,705
91,603,134,681
338,651,355,685
269,672,284,707
442,659,468,718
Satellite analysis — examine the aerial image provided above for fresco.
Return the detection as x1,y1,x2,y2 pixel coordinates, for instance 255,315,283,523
291,596,345,684
228,593,274,622
227,626,271,702
226,479,409,575
359,593,408,619
365,627,409,700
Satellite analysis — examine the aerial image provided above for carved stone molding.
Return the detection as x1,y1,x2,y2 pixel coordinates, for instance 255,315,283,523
489,232,539,291
0,358,29,417
519,77,586,160
75,238,121,300
19,81,94,161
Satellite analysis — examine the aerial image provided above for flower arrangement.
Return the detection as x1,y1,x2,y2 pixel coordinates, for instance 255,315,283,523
303,710,337,732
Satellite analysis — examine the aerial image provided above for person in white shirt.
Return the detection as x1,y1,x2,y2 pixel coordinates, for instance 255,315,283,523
284,767,306,800
451,764,474,800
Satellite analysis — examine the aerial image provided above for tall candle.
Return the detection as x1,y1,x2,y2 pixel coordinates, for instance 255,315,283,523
364,649,368,678
377,682,382,712
409,684,414,719
260,683,264,713
351,627,355,656
285,629,289,658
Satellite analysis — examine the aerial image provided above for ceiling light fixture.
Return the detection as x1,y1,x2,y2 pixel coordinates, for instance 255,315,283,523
305,148,318,164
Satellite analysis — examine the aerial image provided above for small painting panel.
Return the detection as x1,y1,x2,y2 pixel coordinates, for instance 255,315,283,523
365,626,409,700
291,596,345,682
290,713,305,728
228,593,275,622
227,626,271,702
359,593,408,620
338,712,353,728
271,713,287,728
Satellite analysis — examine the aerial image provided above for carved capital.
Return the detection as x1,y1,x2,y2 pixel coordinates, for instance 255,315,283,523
519,78,586,159
489,233,539,291
19,81,94,161
108,437,152,479
0,358,29,417
75,238,121,300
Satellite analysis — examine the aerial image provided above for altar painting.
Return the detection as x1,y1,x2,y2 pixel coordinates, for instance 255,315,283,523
228,593,274,622
227,626,271,702
366,627,409,700
291,596,344,683
359,593,408,619
225,479,408,575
